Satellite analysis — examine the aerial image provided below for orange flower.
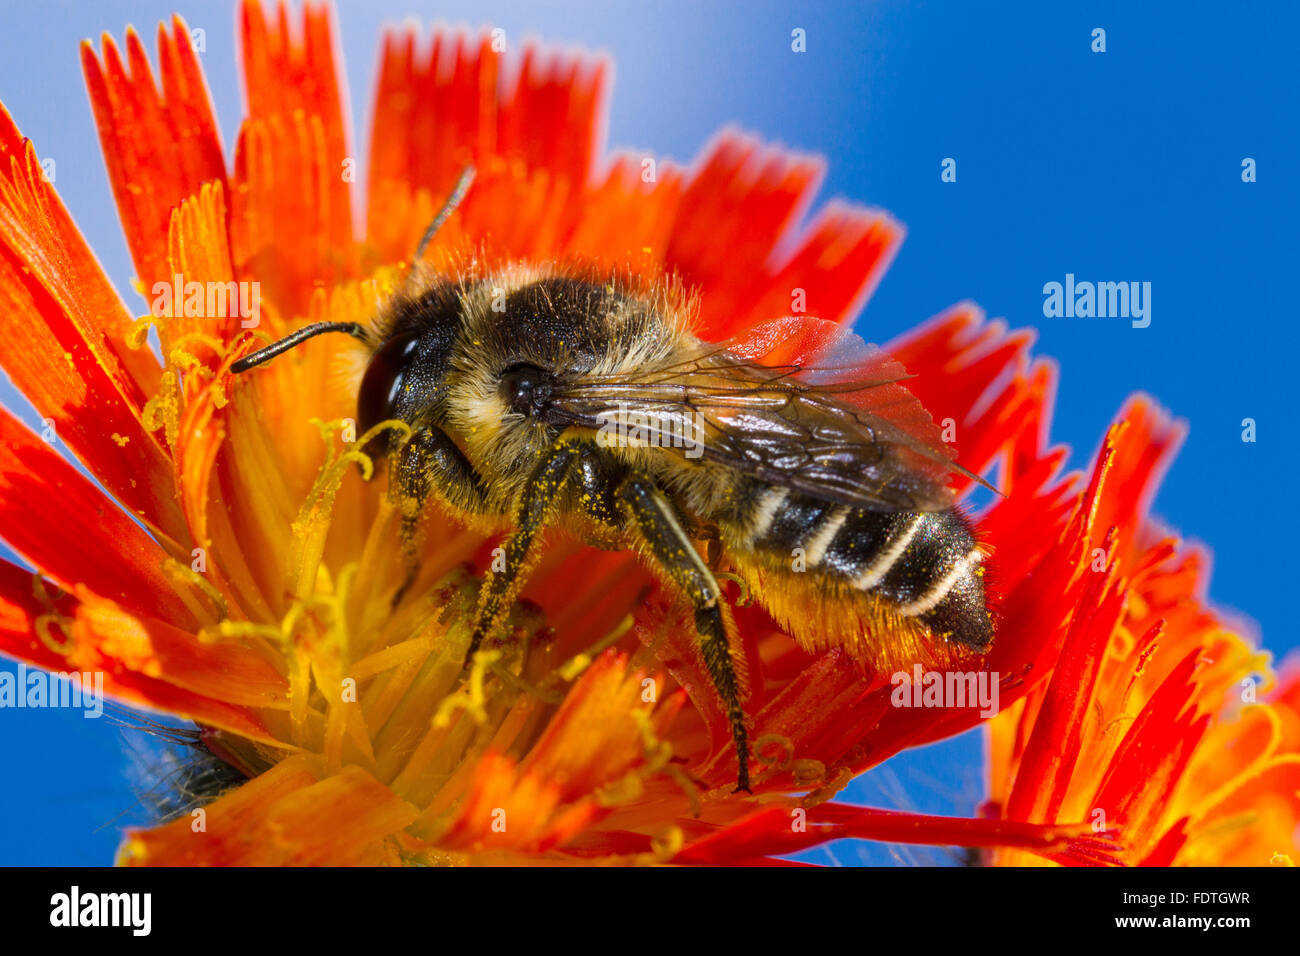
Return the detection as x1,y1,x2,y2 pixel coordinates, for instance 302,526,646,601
983,404,1300,865
0,1,1294,866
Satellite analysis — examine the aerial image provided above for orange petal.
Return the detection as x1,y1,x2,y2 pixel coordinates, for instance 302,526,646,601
0,100,159,393
0,560,273,744
365,25,608,264
518,649,654,798
231,0,356,310
0,408,200,627
673,803,1099,865
81,17,226,294
664,133,901,340
163,181,246,355
1002,563,1126,822
119,757,416,865
1090,649,1212,853
0,114,185,538
567,153,685,268
68,590,288,710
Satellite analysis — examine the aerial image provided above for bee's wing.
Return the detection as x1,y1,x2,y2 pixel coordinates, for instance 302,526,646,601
545,316,981,513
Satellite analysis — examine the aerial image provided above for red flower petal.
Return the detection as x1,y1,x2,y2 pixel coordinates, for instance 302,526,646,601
366,25,608,265
664,134,901,340
0,111,186,538
231,0,356,309
0,408,200,626
673,803,1097,864
82,17,226,294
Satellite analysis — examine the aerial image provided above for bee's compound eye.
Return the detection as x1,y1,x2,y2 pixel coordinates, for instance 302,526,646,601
357,333,420,445
500,363,553,415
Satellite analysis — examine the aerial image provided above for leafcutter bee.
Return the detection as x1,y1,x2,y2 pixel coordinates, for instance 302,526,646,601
233,172,995,791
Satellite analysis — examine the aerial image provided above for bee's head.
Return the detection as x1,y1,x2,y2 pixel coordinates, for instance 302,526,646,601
231,167,479,458
230,281,465,457
356,321,458,445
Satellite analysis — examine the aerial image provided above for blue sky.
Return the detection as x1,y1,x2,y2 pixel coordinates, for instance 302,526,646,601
0,0,1295,865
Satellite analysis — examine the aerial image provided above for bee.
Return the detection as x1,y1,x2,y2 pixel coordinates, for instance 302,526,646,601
232,173,995,792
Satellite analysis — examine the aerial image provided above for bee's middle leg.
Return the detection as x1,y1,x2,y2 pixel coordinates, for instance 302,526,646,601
615,475,751,792
464,434,595,662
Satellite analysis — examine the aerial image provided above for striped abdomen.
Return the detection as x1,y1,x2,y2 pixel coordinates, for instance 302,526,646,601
726,484,992,651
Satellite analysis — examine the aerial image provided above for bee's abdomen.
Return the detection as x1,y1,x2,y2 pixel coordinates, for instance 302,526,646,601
735,486,992,651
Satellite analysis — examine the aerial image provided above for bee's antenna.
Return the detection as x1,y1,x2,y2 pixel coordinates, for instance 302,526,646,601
231,169,474,375
231,321,368,373
413,165,476,263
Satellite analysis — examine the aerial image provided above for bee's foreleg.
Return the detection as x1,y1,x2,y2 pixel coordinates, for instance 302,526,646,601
464,434,585,662
391,424,490,606
616,475,752,793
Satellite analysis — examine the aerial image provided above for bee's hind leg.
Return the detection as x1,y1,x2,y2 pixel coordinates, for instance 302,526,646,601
390,425,490,607
616,475,752,793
